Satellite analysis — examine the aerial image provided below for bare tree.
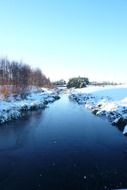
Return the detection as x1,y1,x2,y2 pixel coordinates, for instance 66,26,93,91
0,58,51,97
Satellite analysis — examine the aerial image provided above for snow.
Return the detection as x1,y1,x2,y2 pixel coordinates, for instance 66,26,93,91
123,125,127,135
70,85,127,133
72,85,127,100
0,89,60,124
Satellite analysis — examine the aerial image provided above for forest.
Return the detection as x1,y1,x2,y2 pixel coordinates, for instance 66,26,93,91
0,58,51,97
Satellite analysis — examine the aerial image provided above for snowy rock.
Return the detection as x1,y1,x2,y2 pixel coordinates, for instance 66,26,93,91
96,110,107,117
0,89,60,124
70,85,127,135
91,108,99,115
53,95,60,100
112,117,127,131
123,125,127,135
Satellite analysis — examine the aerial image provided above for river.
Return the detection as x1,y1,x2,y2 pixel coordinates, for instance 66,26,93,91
0,94,127,190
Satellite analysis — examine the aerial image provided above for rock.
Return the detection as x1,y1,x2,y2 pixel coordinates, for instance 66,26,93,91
20,105,28,111
30,104,38,111
123,125,127,136
122,109,127,114
44,100,48,105
96,110,106,116
112,117,127,131
54,95,60,100
107,111,117,121
92,109,99,115
97,104,102,108
109,111,115,116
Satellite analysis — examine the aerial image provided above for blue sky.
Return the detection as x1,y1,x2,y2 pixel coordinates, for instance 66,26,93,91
0,0,127,82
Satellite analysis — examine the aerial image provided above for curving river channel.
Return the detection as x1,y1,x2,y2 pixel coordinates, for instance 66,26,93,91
0,94,127,190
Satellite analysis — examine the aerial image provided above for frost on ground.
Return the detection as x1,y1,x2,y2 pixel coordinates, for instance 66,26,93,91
69,85,127,135
0,88,60,124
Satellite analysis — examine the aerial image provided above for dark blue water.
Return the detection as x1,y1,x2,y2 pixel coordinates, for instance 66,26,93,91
0,95,127,190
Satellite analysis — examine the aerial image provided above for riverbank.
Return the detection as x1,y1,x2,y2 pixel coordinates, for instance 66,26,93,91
69,85,127,135
0,88,60,124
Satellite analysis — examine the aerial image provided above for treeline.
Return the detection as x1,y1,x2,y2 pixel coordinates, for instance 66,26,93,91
67,77,119,88
90,81,119,86
53,79,66,86
0,58,51,96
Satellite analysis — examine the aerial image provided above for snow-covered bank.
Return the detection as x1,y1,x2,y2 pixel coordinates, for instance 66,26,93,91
0,89,60,124
69,85,127,135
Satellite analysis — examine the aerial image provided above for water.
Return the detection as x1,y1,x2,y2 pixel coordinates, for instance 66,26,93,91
0,94,127,190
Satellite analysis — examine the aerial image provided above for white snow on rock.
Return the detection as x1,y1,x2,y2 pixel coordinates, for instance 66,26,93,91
70,85,127,133
123,125,127,135
0,89,60,124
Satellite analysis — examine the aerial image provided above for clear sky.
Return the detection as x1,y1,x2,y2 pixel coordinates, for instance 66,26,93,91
0,0,127,82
